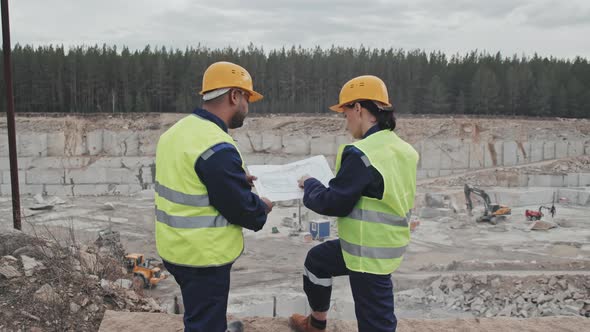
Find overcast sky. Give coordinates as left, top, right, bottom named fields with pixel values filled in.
left=9, top=0, right=590, bottom=59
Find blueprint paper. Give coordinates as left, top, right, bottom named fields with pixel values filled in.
left=247, top=155, right=335, bottom=202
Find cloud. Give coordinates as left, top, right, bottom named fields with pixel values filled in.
left=7, top=0, right=590, bottom=58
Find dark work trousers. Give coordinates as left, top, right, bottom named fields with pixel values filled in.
left=303, top=239, right=397, bottom=332
left=164, top=260, right=232, bottom=332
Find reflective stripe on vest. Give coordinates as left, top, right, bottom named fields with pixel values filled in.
left=155, top=182, right=210, bottom=206
left=155, top=209, right=228, bottom=229
left=340, top=238, right=407, bottom=259
left=348, top=208, right=410, bottom=228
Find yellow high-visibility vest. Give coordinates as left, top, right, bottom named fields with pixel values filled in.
left=155, top=114, right=244, bottom=267
left=336, top=129, right=419, bottom=274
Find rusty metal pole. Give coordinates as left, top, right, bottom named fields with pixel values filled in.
left=1, top=0, right=22, bottom=230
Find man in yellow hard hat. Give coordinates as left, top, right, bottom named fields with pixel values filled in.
left=289, top=75, right=419, bottom=332
left=154, top=61, right=272, bottom=332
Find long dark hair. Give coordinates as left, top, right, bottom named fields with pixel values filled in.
left=358, top=100, right=396, bottom=131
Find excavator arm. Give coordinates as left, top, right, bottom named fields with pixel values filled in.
left=464, top=184, right=492, bottom=216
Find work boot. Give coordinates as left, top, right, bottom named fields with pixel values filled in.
left=288, top=314, right=325, bottom=332
left=226, top=320, right=243, bottom=332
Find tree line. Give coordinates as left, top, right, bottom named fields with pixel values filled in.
left=0, top=44, right=588, bottom=118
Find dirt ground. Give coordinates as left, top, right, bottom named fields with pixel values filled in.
left=1, top=188, right=589, bottom=322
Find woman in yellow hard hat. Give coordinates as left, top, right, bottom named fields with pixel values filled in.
left=290, top=76, right=419, bottom=332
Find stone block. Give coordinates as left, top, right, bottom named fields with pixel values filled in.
left=516, top=142, right=530, bottom=164
left=282, top=135, right=310, bottom=155
left=417, top=170, right=428, bottom=180
left=585, top=141, right=590, bottom=155
left=105, top=168, right=141, bottom=184
left=43, top=185, right=74, bottom=197
left=87, top=130, right=103, bottom=156
left=66, top=168, right=108, bottom=184
left=543, top=141, right=555, bottom=160
left=469, top=143, right=484, bottom=169
left=46, top=133, right=66, bottom=156
left=141, top=167, right=155, bottom=185
left=484, top=141, right=502, bottom=168
left=527, top=174, right=566, bottom=187
left=310, top=135, right=338, bottom=156
left=103, top=131, right=139, bottom=156
left=421, top=141, right=441, bottom=170
left=17, top=133, right=48, bottom=157
left=325, top=156, right=336, bottom=170
left=264, top=155, right=303, bottom=165
left=555, top=141, right=568, bottom=159
left=440, top=170, right=452, bottom=176
left=530, top=141, right=544, bottom=162
left=427, top=169, right=440, bottom=178
left=1, top=184, right=43, bottom=196
left=444, top=140, right=469, bottom=169
left=452, top=169, right=468, bottom=175
left=31, top=157, right=91, bottom=169
left=63, top=132, right=87, bottom=156
left=503, top=141, right=518, bottom=166
left=335, top=135, right=352, bottom=148
left=261, top=133, right=283, bottom=153
left=567, top=173, right=580, bottom=187
left=242, top=153, right=270, bottom=166
left=2, top=170, right=25, bottom=185
left=232, top=133, right=254, bottom=154
left=106, top=184, right=144, bottom=195
left=25, top=169, right=65, bottom=185
left=0, top=157, right=33, bottom=171
left=89, top=157, right=155, bottom=169
left=557, top=189, right=590, bottom=206
left=567, top=141, right=584, bottom=157
left=0, top=138, right=8, bottom=157
left=490, top=189, right=554, bottom=207
left=138, top=131, right=159, bottom=156
left=579, top=173, right=590, bottom=186
left=550, top=175, right=567, bottom=187
left=579, top=191, right=590, bottom=205
left=244, top=132, right=263, bottom=152
left=72, top=184, right=111, bottom=196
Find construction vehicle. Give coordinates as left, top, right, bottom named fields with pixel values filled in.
left=525, top=205, right=556, bottom=221
left=125, top=253, right=166, bottom=289
left=464, top=184, right=512, bottom=225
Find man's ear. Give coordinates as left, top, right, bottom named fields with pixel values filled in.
left=228, top=89, right=239, bottom=106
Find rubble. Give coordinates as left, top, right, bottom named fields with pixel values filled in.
left=0, top=230, right=164, bottom=331
left=406, top=274, right=590, bottom=318
left=0, top=265, right=21, bottom=279
left=20, top=255, right=45, bottom=277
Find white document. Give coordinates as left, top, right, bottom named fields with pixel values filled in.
left=247, top=155, right=335, bottom=202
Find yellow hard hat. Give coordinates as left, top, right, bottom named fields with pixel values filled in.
left=199, top=61, right=263, bottom=103
left=329, top=75, right=392, bottom=112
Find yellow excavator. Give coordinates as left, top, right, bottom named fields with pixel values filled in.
left=125, top=254, right=166, bottom=289
left=464, top=184, right=511, bottom=225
